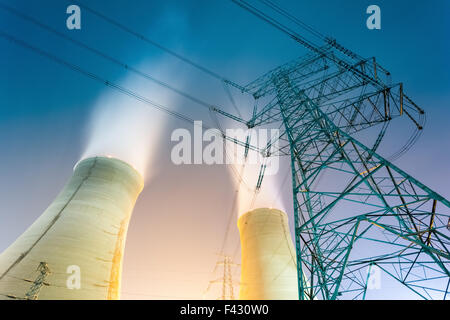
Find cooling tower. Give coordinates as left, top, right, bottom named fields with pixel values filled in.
left=0, top=156, right=143, bottom=300
left=238, top=208, right=298, bottom=300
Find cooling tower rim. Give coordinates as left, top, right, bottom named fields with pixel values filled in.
left=74, top=155, right=144, bottom=188
left=238, top=207, right=288, bottom=225
left=241, top=207, right=287, bottom=215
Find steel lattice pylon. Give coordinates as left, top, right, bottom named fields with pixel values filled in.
left=241, top=47, right=450, bottom=300
left=204, top=255, right=239, bottom=300
left=25, top=262, right=51, bottom=300
left=225, top=0, right=450, bottom=300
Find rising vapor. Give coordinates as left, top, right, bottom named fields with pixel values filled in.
left=225, top=129, right=288, bottom=217
left=80, top=60, right=178, bottom=180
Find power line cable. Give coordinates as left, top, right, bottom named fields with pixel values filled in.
left=256, top=0, right=326, bottom=40
left=230, top=0, right=392, bottom=92
left=0, top=29, right=262, bottom=154
left=69, top=0, right=248, bottom=93
left=232, top=0, right=425, bottom=162
left=0, top=2, right=245, bottom=125
left=256, top=0, right=365, bottom=62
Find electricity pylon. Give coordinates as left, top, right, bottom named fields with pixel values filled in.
left=229, top=0, right=450, bottom=300
left=204, top=255, right=239, bottom=300
left=25, top=262, right=51, bottom=300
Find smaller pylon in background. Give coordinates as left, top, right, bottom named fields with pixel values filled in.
left=204, top=255, right=239, bottom=300
left=25, top=262, right=51, bottom=300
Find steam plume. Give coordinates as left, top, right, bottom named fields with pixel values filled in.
left=80, top=62, right=175, bottom=180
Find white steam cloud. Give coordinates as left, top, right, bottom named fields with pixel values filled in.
left=80, top=60, right=177, bottom=181
left=225, top=130, right=288, bottom=217
left=235, top=161, right=286, bottom=216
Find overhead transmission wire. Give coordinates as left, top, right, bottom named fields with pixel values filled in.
left=66, top=0, right=250, bottom=122
left=233, top=0, right=425, bottom=161
left=0, top=29, right=265, bottom=155
left=230, top=0, right=324, bottom=56
left=0, top=2, right=269, bottom=154
left=203, top=110, right=248, bottom=298
left=0, top=30, right=191, bottom=124
left=0, top=2, right=246, bottom=126
left=208, top=109, right=252, bottom=192
left=68, top=0, right=248, bottom=93
left=210, top=110, right=242, bottom=254
left=256, top=0, right=326, bottom=41
left=256, top=0, right=366, bottom=62
left=231, top=0, right=402, bottom=94
left=222, top=81, right=244, bottom=120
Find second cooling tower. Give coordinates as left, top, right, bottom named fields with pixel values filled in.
left=238, top=208, right=298, bottom=300
left=0, top=156, right=143, bottom=300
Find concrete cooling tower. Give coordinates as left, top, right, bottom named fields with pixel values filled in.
left=0, top=156, right=143, bottom=300
left=238, top=208, right=299, bottom=300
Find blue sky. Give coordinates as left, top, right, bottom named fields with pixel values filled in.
left=0, top=0, right=449, bottom=299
